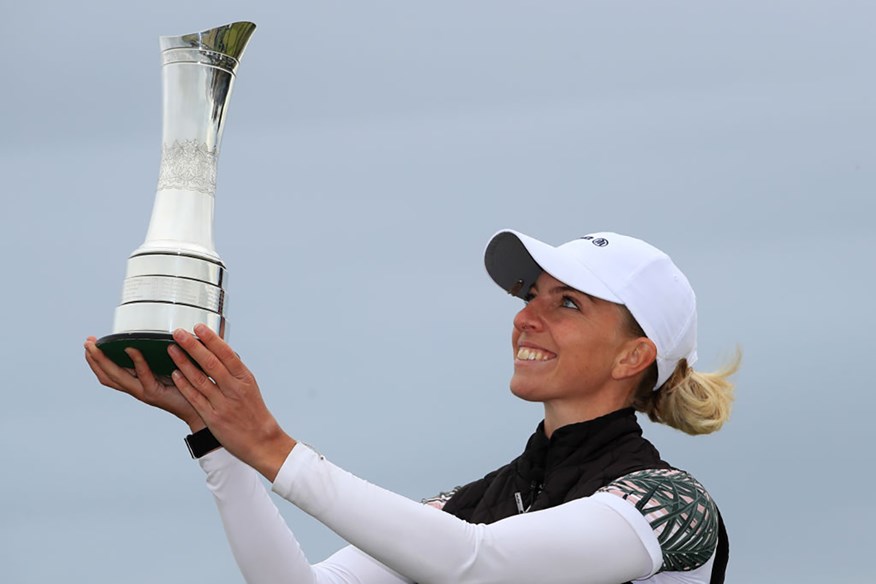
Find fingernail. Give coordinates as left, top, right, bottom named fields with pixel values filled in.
left=194, top=323, right=208, bottom=335
left=171, top=370, right=181, bottom=379
left=167, top=344, right=179, bottom=356
left=172, top=328, right=186, bottom=341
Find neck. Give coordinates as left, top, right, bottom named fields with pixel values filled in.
left=542, top=392, right=633, bottom=438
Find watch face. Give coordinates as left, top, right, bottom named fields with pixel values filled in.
left=185, top=428, right=221, bottom=458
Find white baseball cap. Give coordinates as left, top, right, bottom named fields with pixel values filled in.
left=484, top=229, right=698, bottom=389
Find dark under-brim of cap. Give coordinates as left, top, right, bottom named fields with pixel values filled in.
left=484, top=231, right=544, bottom=299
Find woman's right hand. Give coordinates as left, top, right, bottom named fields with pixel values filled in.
left=84, top=336, right=205, bottom=432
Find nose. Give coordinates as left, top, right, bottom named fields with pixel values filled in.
left=513, top=299, right=543, bottom=333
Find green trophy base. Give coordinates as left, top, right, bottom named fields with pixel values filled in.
left=96, top=332, right=179, bottom=377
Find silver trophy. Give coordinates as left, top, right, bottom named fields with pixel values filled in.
left=97, top=21, right=256, bottom=375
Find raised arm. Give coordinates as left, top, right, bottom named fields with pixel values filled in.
left=270, top=444, right=657, bottom=584
left=167, top=326, right=659, bottom=584
left=200, top=448, right=411, bottom=584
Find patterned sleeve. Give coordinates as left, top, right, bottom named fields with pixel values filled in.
left=420, top=487, right=461, bottom=510
left=596, top=469, right=718, bottom=572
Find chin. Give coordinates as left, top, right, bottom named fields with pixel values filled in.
left=509, top=378, right=546, bottom=403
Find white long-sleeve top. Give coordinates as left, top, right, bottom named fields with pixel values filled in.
left=200, top=445, right=717, bottom=584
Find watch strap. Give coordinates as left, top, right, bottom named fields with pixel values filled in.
left=184, top=427, right=222, bottom=459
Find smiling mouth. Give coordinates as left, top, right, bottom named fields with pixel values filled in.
left=516, top=347, right=556, bottom=361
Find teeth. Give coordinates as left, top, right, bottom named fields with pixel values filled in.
left=517, top=347, right=554, bottom=361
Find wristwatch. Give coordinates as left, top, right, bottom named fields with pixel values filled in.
left=184, top=427, right=222, bottom=459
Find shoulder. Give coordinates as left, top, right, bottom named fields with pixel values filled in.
left=596, top=468, right=719, bottom=573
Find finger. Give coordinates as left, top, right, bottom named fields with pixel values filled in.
left=192, top=323, right=250, bottom=380
left=84, top=346, right=121, bottom=389
left=171, top=369, right=215, bottom=420
left=125, top=347, right=161, bottom=392
left=167, top=343, right=224, bottom=404
left=84, top=340, right=139, bottom=392
left=171, top=328, right=232, bottom=386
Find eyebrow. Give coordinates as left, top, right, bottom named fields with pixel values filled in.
left=530, top=284, right=595, bottom=301
left=552, top=285, right=595, bottom=301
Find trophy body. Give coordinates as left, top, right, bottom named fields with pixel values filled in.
left=97, top=22, right=256, bottom=375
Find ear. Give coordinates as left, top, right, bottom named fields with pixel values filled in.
left=612, top=338, right=657, bottom=381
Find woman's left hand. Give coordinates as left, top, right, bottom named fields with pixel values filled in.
left=167, top=324, right=296, bottom=481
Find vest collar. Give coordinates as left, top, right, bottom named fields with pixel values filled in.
left=520, top=407, right=644, bottom=485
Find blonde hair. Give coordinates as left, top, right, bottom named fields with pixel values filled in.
left=619, top=306, right=739, bottom=435
left=633, top=356, right=739, bottom=435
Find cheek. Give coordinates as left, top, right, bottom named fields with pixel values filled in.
left=560, top=335, right=610, bottom=375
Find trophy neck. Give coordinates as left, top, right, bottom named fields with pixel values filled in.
left=140, top=22, right=256, bottom=260
left=156, top=22, right=256, bottom=198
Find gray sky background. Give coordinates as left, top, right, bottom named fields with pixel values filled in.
left=1, top=1, right=873, bottom=582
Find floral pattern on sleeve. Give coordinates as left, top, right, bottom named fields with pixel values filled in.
left=598, top=469, right=718, bottom=572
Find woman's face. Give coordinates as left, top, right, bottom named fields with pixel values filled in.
left=510, top=271, right=633, bottom=406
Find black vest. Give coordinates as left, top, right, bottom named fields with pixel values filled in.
left=441, top=408, right=729, bottom=583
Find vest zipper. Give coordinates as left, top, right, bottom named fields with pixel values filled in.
left=514, top=480, right=543, bottom=514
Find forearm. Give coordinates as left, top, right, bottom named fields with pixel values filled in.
left=201, top=448, right=317, bottom=584
left=273, top=445, right=657, bottom=584
left=200, top=449, right=412, bottom=584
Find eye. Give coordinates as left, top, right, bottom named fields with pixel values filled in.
left=523, top=292, right=535, bottom=304
left=561, top=296, right=580, bottom=310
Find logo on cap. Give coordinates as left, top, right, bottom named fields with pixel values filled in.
left=580, top=235, right=609, bottom=247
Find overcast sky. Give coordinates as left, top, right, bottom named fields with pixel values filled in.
left=1, top=1, right=874, bottom=583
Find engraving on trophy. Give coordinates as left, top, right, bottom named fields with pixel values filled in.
left=122, top=276, right=225, bottom=313
left=157, top=139, right=218, bottom=195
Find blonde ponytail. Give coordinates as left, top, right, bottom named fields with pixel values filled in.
left=618, top=304, right=740, bottom=435
left=633, top=352, right=740, bottom=435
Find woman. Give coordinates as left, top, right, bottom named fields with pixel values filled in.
left=85, top=229, right=737, bottom=584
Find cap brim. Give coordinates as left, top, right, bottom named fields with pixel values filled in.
left=484, top=230, right=621, bottom=303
